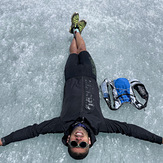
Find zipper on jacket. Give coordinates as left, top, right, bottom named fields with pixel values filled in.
left=81, top=76, right=84, bottom=115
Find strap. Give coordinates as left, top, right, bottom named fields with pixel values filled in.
left=100, top=79, right=120, bottom=110
left=116, top=93, right=134, bottom=99
left=130, top=80, right=149, bottom=110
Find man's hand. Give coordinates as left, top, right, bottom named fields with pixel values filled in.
left=0, top=139, right=2, bottom=146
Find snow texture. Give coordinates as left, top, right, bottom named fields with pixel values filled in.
left=0, top=0, right=163, bottom=162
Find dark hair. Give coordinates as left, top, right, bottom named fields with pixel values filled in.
left=68, top=146, right=89, bottom=160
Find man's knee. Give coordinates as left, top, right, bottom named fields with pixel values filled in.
left=77, top=44, right=86, bottom=54
left=70, top=47, right=78, bottom=54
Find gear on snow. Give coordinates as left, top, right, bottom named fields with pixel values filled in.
left=101, top=78, right=149, bottom=110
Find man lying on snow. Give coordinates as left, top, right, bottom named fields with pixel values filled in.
left=1, top=13, right=162, bottom=160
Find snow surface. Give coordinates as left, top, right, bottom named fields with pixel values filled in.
left=0, top=0, right=163, bottom=162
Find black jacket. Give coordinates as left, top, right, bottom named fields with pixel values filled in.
left=1, top=76, right=162, bottom=146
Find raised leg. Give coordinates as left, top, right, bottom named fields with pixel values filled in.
left=70, top=38, right=78, bottom=54
left=75, top=32, right=86, bottom=54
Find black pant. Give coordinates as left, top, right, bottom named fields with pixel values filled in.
left=64, top=51, right=96, bottom=81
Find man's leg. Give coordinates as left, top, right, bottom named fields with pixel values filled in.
left=69, top=31, right=86, bottom=54
left=69, top=38, right=78, bottom=54
left=72, top=30, right=97, bottom=80
left=75, top=32, right=86, bottom=54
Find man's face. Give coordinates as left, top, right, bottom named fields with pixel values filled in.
left=67, top=126, right=91, bottom=153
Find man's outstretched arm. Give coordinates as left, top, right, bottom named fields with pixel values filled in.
left=0, top=117, right=63, bottom=146
left=103, top=118, right=163, bottom=145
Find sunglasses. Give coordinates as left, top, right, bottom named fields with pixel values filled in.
left=69, top=141, right=89, bottom=148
